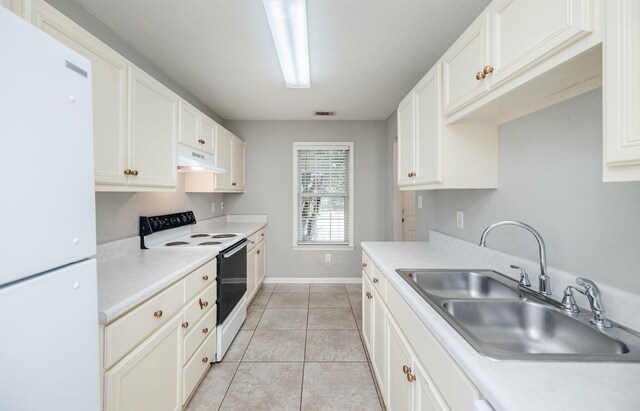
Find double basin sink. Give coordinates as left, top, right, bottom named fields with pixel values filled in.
left=396, top=269, right=640, bottom=362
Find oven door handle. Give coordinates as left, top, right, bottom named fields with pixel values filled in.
left=222, top=241, right=247, bottom=258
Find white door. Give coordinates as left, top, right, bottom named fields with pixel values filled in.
left=414, top=64, right=443, bottom=185
left=215, top=127, right=234, bottom=189
left=362, top=276, right=373, bottom=353
left=402, top=191, right=416, bottom=241
left=232, top=137, right=246, bottom=190
left=200, top=115, right=217, bottom=155
left=372, top=288, right=387, bottom=399
left=179, top=101, right=200, bottom=150
left=0, top=9, right=96, bottom=284
left=0, top=260, right=100, bottom=411
left=256, top=242, right=266, bottom=283
left=386, top=318, right=413, bottom=411
left=247, top=248, right=257, bottom=299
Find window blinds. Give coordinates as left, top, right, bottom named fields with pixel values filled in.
left=296, top=146, right=350, bottom=245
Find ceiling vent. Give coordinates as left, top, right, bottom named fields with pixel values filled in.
left=314, top=111, right=336, bottom=117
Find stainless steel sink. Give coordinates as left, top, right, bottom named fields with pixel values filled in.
left=397, top=268, right=640, bottom=362
left=442, top=300, right=629, bottom=359
left=399, top=269, right=520, bottom=299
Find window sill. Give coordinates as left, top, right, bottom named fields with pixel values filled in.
left=292, top=245, right=355, bottom=251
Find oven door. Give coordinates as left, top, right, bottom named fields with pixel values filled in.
left=216, top=239, right=247, bottom=325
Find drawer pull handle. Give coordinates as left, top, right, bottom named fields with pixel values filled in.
left=182, top=321, right=189, bottom=328
left=362, top=263, right=367, bottom=268
left=402, top=365, right=409, bottom=375
left=202, top=327, right=209, bottom=334
left=261, top=233, right=264, bottom=237
left=123, top=169, right=132, bottom=175
left=199, top=298, right=209, bottom=309
left=153, top=310, right=163, bottom=318
left=372, top=278, right=379, bottom=283
left=251, top=241, right=255, bottom=244
left=202, top=275, right=209, bottom=281
left=483, top=65, right=494, bottom=75
left=257, top=250, right=260, bottom=254
left=476, top=71, right=486, bottom=80
left=407, top=372, right=416, bottom=383
left=202, top=357, right=209, bottom=363
left=131, top=169, right=139, bottom=176
left=232, top=182, right=237, bottom=186
left=366, top=292, right=372, bottom=300
left=198, top=139, right=206, bottom=144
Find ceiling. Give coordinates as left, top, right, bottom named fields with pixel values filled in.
left=74, top=0, right=491, bottom=121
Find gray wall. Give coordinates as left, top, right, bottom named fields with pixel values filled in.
left=224, top=121, right=386, bottom=279
left=96, top=174, right=224, bottom=244
left=45, top=0, right=224, bottom=123
left=416, top=89, right=640, bottom=295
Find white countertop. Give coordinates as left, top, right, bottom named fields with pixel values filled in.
left=361, top=236, right=640, bottom=411
left=97, top=218, right=266, bottom=324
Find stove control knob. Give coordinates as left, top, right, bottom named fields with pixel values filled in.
left=182, top=215, right=187, bottom=222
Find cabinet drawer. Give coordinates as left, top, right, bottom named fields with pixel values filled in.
left=370, top=265, right=387, bottom=300
left=386, top=284, right=481, bottom=411
left=104, top=280, right=184, bottom=369
left=362, top=253, right=372, bottom=278
left=247, top=228, right=266, bottom=252
left=184, top=283, right=216, bottom=328
left=184, top=259, right=216, bottom=302
left=183, top=329, right=216, bottom=403
left=184, top=305, right=216, bottom=364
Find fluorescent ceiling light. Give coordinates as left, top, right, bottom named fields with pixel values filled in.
left=263, top=0, right=310, bottom=88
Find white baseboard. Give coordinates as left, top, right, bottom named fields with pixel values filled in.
left=263, top=277, right=362, bottom=284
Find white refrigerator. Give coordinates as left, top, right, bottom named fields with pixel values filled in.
left=0, top=7, right=100, bottom=411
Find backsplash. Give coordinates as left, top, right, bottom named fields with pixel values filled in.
left=95, top=173, right=225, bottom=244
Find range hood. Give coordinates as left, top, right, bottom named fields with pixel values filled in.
left=177, top=144, right=225, bottom=174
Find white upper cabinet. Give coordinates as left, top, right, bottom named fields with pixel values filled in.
left=414, top=65, right=443, bottom=185
left=179, top=101, right=217, bottom=155
left=489, top=0, right=594, bottom=87
left=442, top=14, right=490, bottom=115
left=603, top=0, right=640, bottom=182
left=214, top=127, right=234, bottom=190
left=128, top=65, right=178, bottom=189
left=398, top=63, right=497, bottom=190
left=397, top=94, right=415, bottom=187
left=28, top=0, right=129, bottom=187
left=231, top=135, right=246, bottom=191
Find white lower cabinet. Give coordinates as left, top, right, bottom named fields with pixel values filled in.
left=362, top=252, right=483, bottom=411
left=101, top=259, right=217, bottom=410
left=245, top=227, right=267, bottom=304
left=104, top=314, right=183, bottom=411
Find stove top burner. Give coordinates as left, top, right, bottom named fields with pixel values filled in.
left=198, top=241, right=222, bottom=246
left=190, top=234, right=210, bottom=238
left=165, top=241, right=190, bottom=246
left=211, top=234, right=237, bottom=239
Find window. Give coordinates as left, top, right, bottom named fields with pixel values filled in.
left=293, top=142, right=354, bottom=248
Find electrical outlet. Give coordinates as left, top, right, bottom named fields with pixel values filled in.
left=417, top=195, right=423, bottom=209
left=325, top=253, right=331, bottom=263
left=456, top=210, right=464, bottom=229
left=221, top=201, right=224, bottom=211
left=211, top=203, right=216, bottom=213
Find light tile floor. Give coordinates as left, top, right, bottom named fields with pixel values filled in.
left=186, top=283, right=384, bottom=411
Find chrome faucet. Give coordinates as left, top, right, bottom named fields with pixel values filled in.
left=479, top=221, right=551, bottom=296
left=561, top=277, right=612, bottom=328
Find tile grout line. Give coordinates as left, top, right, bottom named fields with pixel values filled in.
left=299, top=285, right=311, bottom=410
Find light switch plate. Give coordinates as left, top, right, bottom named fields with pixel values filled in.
left=456, top=210, right=464, bottom=229
left=325, top=253, right=331, bottom=263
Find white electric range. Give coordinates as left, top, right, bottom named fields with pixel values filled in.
left=139, top=211, right=248, bottom=362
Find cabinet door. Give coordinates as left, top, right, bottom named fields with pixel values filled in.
left=246, top=248, right=257, bottom=300
left=412, top=360, right=445, bottom=411
left=200, top=115, right=216, bottom=155
left=214, top=127, right=233, bottom=190
left=1, top=0, right=22, bottom=15
left=362, top=275, right=373, bottom=353
left=604, top=0, right=640, bottom=180
left=178, top=101, right=200, bottom=150
left=490, top=0, right=593, bottom=87
left=414, top=64, right=443, bottom=185
left=128, top=66, right=178, bottom=188
left=442, top=14, right=490, bottom=115
left=386, top=318, right=413, bottom=411
left=256, top=241, right=266, bottom=284
left=232, top=136, right=246, bottom=191
left=104, top=315, right=183, bottom=411
left=397, top=94, right=415, bottom=187
left=29, top=0, right=128, bottom=187
left=371, top=288, right=386, bottom=398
